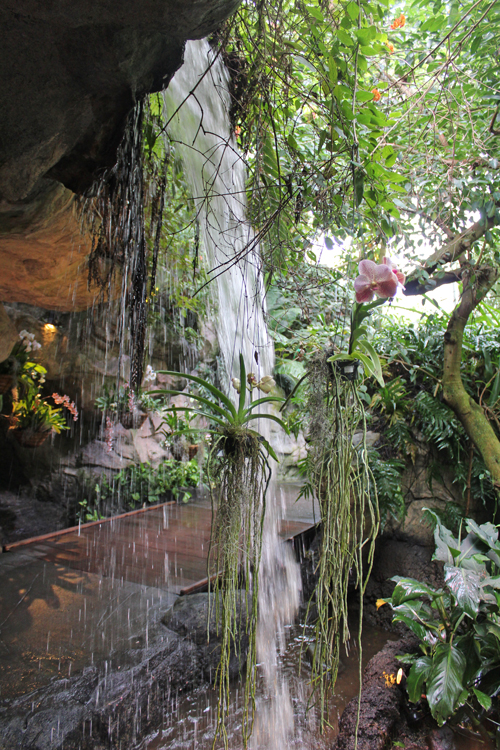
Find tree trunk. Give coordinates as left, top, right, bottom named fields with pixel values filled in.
left=441, top=266, right=500, bottom=488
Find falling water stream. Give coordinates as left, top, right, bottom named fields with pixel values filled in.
left=164, top=40, right=301, bottom=749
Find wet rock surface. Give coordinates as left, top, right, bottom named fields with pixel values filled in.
left=333, top=635, right=420, bottom=750
left=162, top=591, right=251, bottom=682
left=0, top=0, right=240, bottom=310
left=0, top=625, right=204, bottom=750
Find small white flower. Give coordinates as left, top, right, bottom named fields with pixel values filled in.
left=32, top=341, right=42, bottom=351
left=231, top=377, right=241, bottom=393
left=143, top=365, right=156, bottom=384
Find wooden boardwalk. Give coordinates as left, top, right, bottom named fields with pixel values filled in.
left=0, top=493, right=317, bottom=700
left=4, top=500, right=316, bottom=596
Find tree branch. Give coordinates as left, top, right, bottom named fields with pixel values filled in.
left=441, top=265, right=500, bottom=488
left=403, top=206, right=455, bottom=240
left=404, top=268, right=462, bottom=296
left=404, top=212, right=497, bottom=295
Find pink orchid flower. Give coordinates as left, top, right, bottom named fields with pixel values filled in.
left=354, top=259, right=399, bottom=303
left=382, top=256, right=405, bottom=287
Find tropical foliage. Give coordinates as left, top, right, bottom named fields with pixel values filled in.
left=382, top=511, right=500, bottom=728
left=77, top=458, right=202, bottom=522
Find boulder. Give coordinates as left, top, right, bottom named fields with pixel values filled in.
left=0, top=626, right=203, bottom=750
left=162, top=591, right=252, bottom=682
left=0, top=0, right=240, bottom=310
left=0, top=304, right=17, bottom=362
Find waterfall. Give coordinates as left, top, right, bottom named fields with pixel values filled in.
left=164, top=40, right=301, bottom=748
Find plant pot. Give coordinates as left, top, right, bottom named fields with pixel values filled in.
left=188, top=444, right=199, bottom=460
left=0, top=375, right=12, bottom=393
left=10, top=428, right=50, bottom=447
left=331, top=358, right=361, bottom=382
left=119, top=411, right=148, bottom=430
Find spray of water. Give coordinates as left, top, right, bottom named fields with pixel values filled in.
left=164, top=40, right=301, bottom=748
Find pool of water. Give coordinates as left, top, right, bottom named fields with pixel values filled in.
left=142, top=621, right=396, bottom=750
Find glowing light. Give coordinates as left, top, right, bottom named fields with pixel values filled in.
left=43, top=324, right=57, bottom=332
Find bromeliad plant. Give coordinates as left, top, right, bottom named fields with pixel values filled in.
left=381, top=511, right=500, bottom=729
left=155, top=354, right=287, bottom=744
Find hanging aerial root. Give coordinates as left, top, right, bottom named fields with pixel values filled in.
left=206, top=428, right=270, bottom=749
left=305, top=352, right=379, bottom=731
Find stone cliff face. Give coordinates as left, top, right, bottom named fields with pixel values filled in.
left=0, top=0, right=239, bottom=311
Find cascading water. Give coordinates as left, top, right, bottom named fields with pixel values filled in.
left=164, top=40, right=301, bottom=748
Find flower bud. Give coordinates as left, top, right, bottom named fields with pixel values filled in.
left=231, top=377, right=241, bottom=393
left=257, top=375, right=275, bottom=394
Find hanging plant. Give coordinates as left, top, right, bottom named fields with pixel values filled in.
left=155, top=354, right=287, bottom=745
left=305, top=353, right=378, bottom=725
left=302, top=258, right=406, bottom=727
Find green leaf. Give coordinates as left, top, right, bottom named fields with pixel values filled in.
left=159, top=392, right=231, bottom=422
left=391, top=612, right=428, bottom=640
left=354, top=169, right=364, bottom=206
left=154, top=371, right=237, bottom=419
left=356, top=338, right=384, bottom=386
left=466, top=519, right=499, bottom=550
left=426, top=642, right=466, bottom=725
left=390, top=576, right=440, bottom=605
left=346, top=1, right=359, bottom=20
left=238, top=353, right=247, bottom=418
left=444, top=565, right=481, bottom=618
left=337, top=28, right=353, bottom=46
left=472, top=688, right=492, bottom=711
left=407, top=656, right=433, bottom=703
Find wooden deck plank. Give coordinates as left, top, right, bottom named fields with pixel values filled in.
left=5, top=500, right=317, bottom=597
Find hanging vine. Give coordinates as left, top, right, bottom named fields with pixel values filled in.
left=81, top=98, right=169, bottom=391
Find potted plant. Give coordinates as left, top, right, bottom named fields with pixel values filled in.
left=95, top=382, right=161, bottom=430
left=0, top=330, right=44, bottom=393
left=9, top=381, right=78, bottom=447
left=154, top=354, right=287, bottom=737
left=158, top=409, right=200, bottom=460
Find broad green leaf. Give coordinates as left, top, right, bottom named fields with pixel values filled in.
left=426, top=510, right=460, bottom=564
left=466, top=519, right=499, bottom=550
left=346, top=1, right=359, bottom=20
left=390, top=576, right=440, bottom=605
left=407, top=656, right=432, bottom=703
left=472, top=688, right=492, bottom=711
left=426, top=643, right=466, bottom=725
left=444, top=564, right=481, bottom=618
left=392, top=612, right=428, bottom=640
left=455, top=632, right=481, bottom=685
left=337, top=28, right=353, bottom=46
left=356, top=339, right=384, bottom=386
